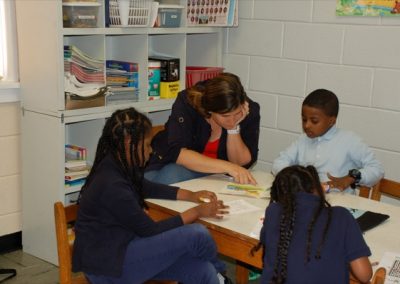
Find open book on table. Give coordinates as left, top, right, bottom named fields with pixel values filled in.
left=220, top=170, right=274, bottom=199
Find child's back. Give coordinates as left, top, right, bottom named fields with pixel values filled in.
left=262, top=193, right=369, bottom=283
left=260, top=165, right=372, bottom=284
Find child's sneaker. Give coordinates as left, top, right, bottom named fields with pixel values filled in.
left=248, top=269, right=262, bottom=281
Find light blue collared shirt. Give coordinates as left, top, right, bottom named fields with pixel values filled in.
left=272, top=126, right=384, bottom=189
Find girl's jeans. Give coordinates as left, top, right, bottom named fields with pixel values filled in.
left=86, top=224, right=225, bottom=284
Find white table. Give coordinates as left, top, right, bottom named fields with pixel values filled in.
left=147, top=173, right=400, bottom=284
left=327, top=192, right=400, bottom=264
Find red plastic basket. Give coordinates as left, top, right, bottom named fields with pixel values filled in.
left=185, top=66, right=224, bottom=88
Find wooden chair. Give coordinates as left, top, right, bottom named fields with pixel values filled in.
left=54, top=202, right=89, bottom=284
left=54, top=202, right=176, bottom=284
left=359, top=178, right=400, bottom=201
left=358, top=185, right=372, bottom=199
left=350, top=267, right=386, bottom=284
left=370, top=178, right=400, bottom=201
left=371, top=267, right=386, bottom=284
left=151, top=125, right=165, bottom=138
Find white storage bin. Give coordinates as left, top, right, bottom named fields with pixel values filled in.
left=109, top=0, right=153, bottom=27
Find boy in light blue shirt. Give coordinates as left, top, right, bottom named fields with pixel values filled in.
left=272, top=89, right=384, bottom=192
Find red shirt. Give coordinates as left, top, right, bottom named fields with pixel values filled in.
left=203, top=139, right=220, bottom=159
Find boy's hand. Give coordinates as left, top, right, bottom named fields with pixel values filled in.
left=326, top=173, right=356, bottom=191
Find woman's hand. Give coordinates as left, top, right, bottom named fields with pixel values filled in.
left=235, top=101, right=250, bottom=126
left=195, top=200, right=229, bottom=219
left=226, top=163, right=257, bottom=185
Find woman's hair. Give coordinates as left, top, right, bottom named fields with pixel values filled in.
left=303, top=89, right=339, bottom=117
left=79, top=108, right=152, bottom=208
left=186, top=72, right=247, bottom=118
left=269, top=165, right=332, bottom=284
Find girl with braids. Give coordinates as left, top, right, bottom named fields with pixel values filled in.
left=145, top=72, right=260, bottom=185
left=259, top=165, right=372, bottom=284
left=72, top=108, right=232, bottom=284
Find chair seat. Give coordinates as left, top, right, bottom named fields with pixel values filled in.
left=71, top=274, right=89, bottom=284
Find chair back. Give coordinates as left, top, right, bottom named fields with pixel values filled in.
left=371, top=267, right=386, bottom=284
left=370, top=178, right=400, bottom=201
left=151, top=125, right=165, bottom=138
left=54, top=202, right=89, bottom=284
left=54, top=201, right=176, bottom=284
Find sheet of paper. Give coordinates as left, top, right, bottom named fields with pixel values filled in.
left=249, top=216, right=264, bottom=239
left=224, top=199, right=261, bottom=215
left=377, top=252, right=400, bottom=284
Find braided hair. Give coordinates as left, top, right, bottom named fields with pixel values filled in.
left=269, top=165, right=332, bottom=284
left=79, top=107, right=152, bottom=209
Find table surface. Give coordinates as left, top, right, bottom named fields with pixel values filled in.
left=147, top=172, right=400, bottom=264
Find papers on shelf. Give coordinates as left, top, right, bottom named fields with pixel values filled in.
left=376, top=252, right=400, bottom=284
left=220, top=171, right=274, bottom=199
left=224, top=199, right=261, bottom=215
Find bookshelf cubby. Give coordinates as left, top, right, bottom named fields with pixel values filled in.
left=16, top=0, right=227, bottom=264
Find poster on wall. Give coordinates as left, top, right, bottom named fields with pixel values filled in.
left=187, top=0, right=238, bottom=27
left=336, top=0, right=400, bottom=16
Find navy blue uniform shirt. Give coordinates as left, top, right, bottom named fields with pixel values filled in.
left=146, top=88, right=260, bottom=172
left=72, top=154, right=183, bottom=277
left=260, top=192, right=371, bottom=284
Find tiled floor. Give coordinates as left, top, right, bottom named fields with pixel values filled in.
left=0, top=250, right=261, bottom=284
left=0, top=250, right=58, bottom=284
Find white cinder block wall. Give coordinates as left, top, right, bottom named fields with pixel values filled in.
left=223, top=0, right=400, bottom=205
left=0, top=100, right=21, bottom=236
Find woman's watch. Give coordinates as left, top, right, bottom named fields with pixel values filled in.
left=348, top=169, right=361, bottom=189
left=227, top=125, right=240, bottom=135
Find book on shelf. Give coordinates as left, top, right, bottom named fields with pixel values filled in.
left=106, top=60, right=139, bottom=72
left=65, top=144, right=87, bottom=160
left=65, top=178, right=86, bottom=188
left=65, top=169, right=90, bottom=181
left=65, top=160, right=88, bottom=171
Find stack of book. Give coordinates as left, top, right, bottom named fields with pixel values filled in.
left=65, top=144, right=90, bottom=188
left=64, top=45, right=106, bottom=98
left=106, top=60, right=139, bottom=104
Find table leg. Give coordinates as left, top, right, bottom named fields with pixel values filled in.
left=235, top=262, right=250, bottom=284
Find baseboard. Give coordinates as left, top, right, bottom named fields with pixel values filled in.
left=0, top=231, right=22, bottom=254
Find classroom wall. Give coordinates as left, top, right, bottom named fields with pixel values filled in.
left=223, top=0, right=400, bottom=205
left=0, top=99, right=21, bottom=237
